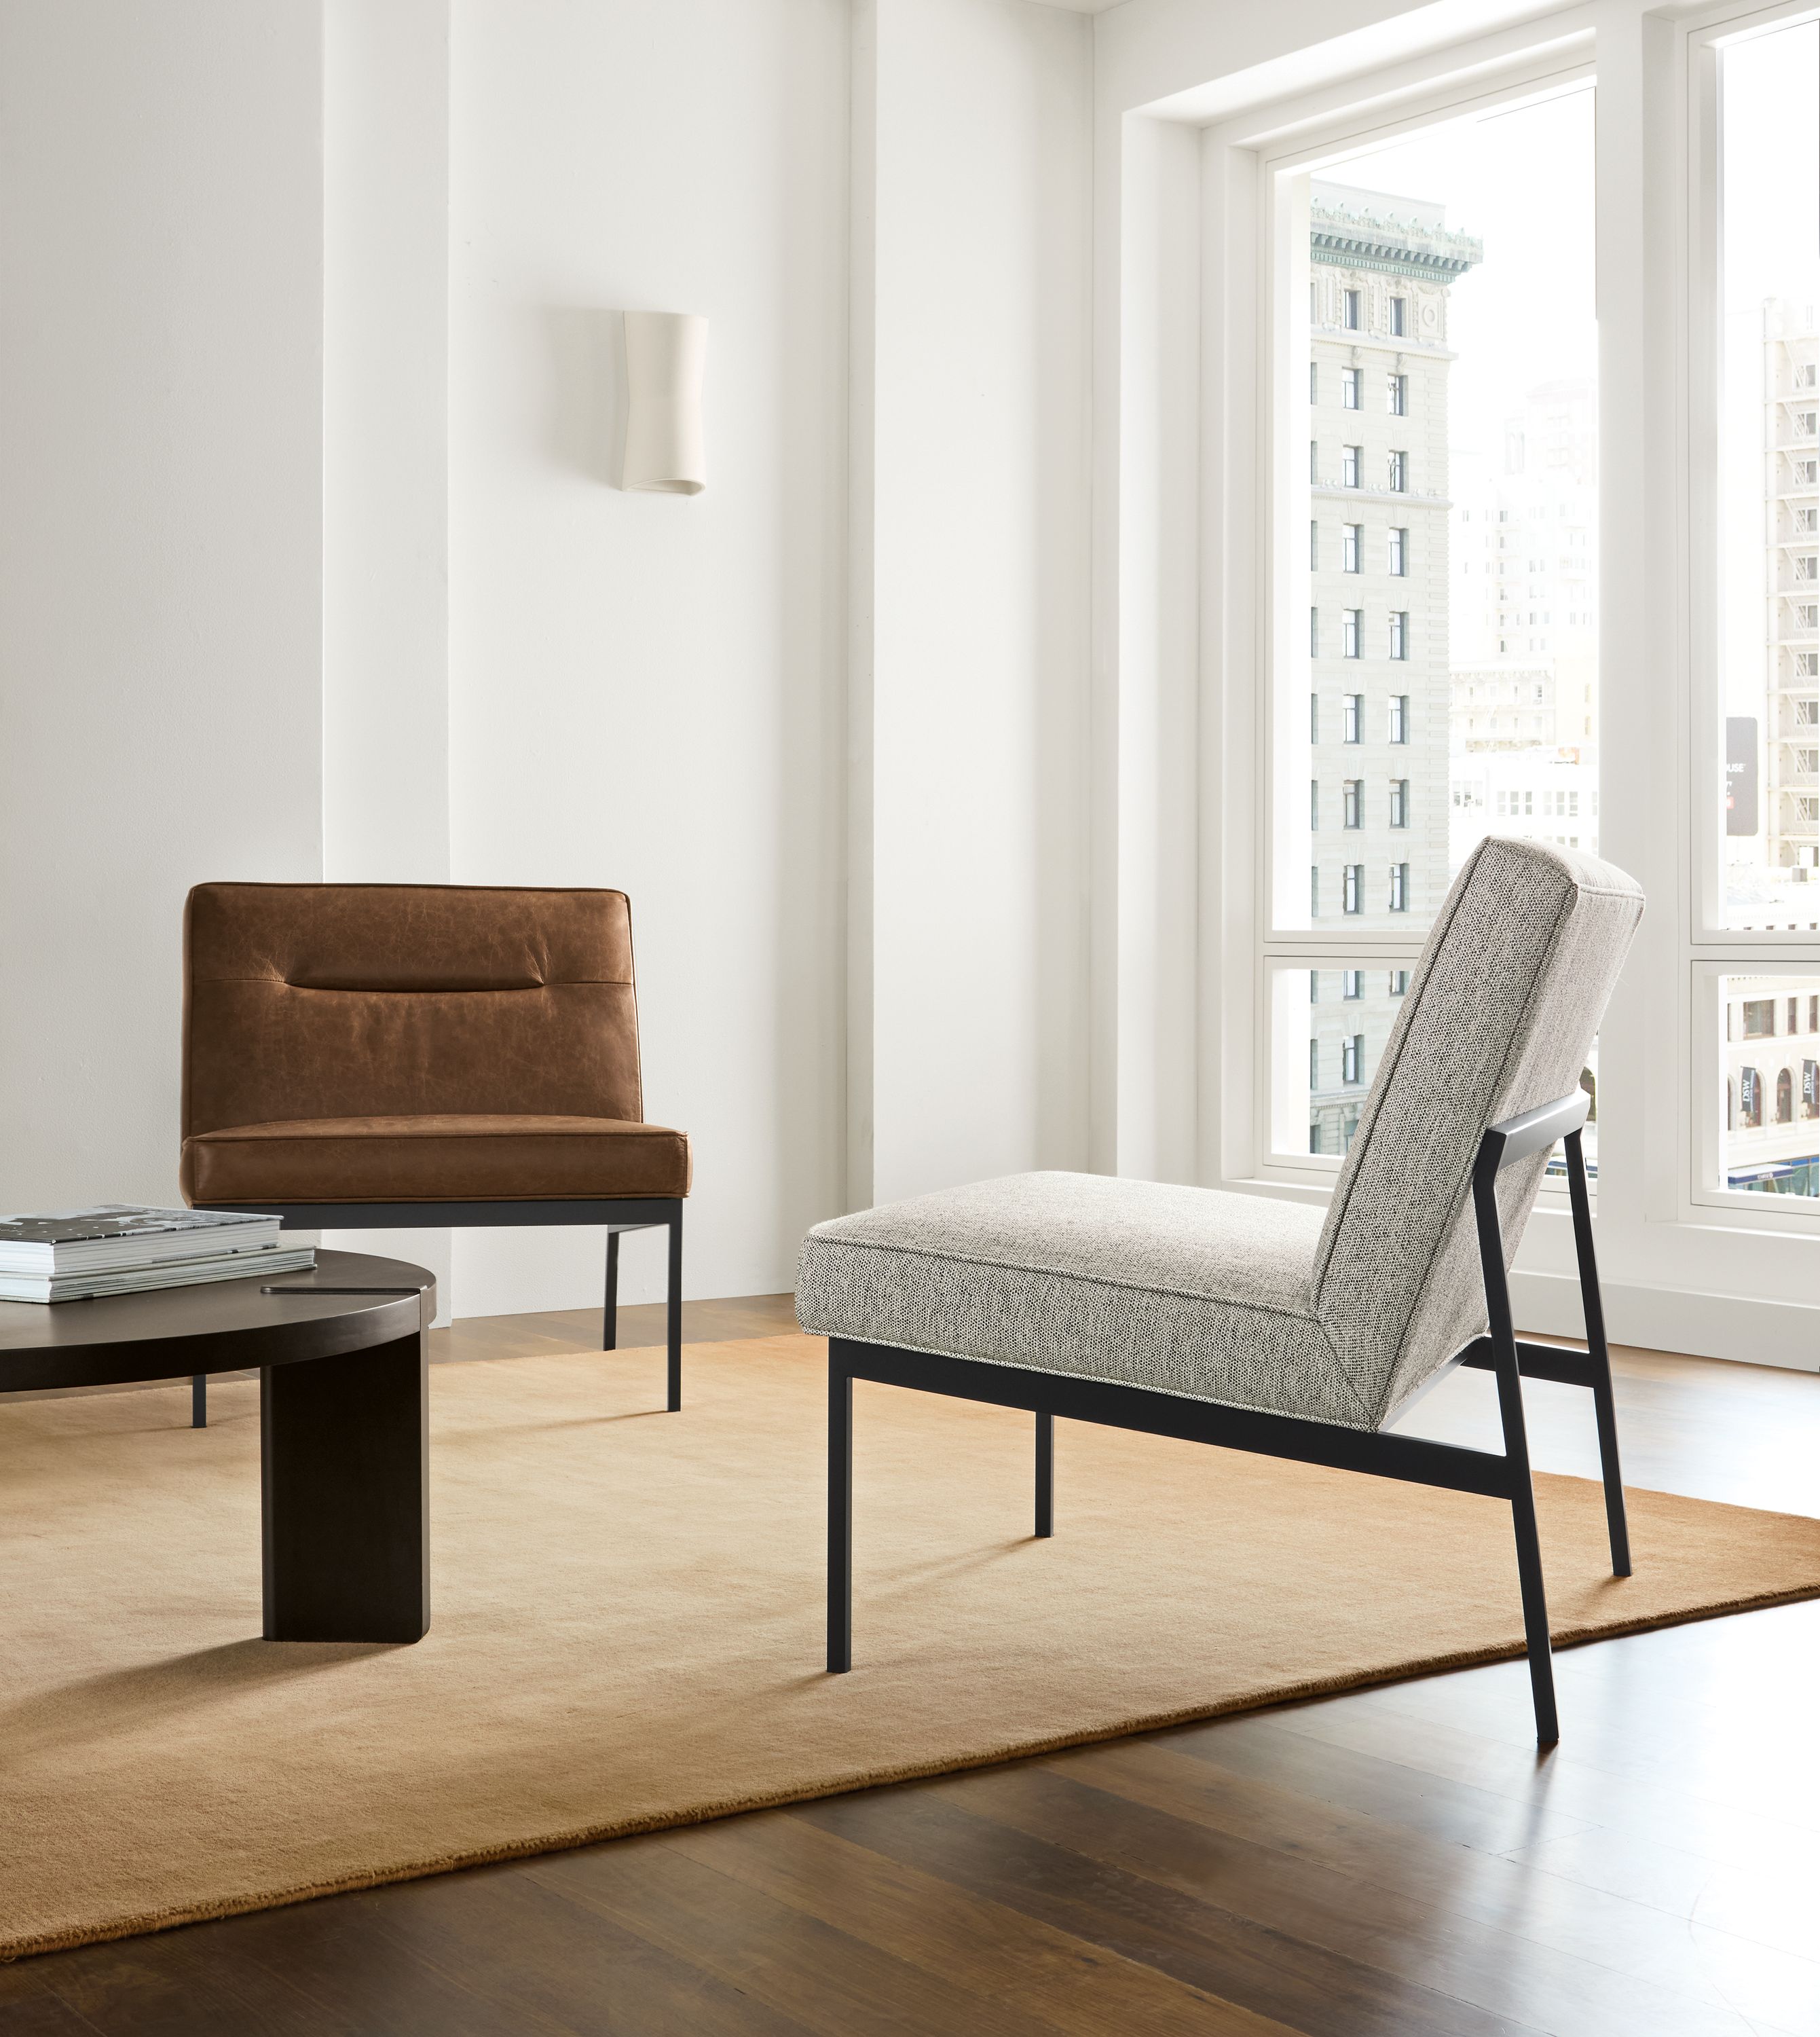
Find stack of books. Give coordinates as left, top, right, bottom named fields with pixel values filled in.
left=0, top=1206, right=315, bottom=1304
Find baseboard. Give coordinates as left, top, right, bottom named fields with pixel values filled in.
left=1511, top=1270, right=1820, bottom=1373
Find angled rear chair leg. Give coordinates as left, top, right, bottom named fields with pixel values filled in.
left=1035, top=1412, right=1054, bottom=1537
left=603, top=1230, right=620, bottom=1352
left=1473, top=1147, right=1560, bottom=1746
left=828, top=1344, right=853, bottom=1672
left=666, top=1205, right=684, bottom=1412
left=191, top=1374, right=206, bottom=1429
left=1565, top=1127, right=1630, bottom=1576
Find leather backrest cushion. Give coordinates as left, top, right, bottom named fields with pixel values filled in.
left=183, top=885, right=642, bottom=1135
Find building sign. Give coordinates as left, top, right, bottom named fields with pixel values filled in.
left=1806, top=1060, right=1819, bottom=1116
left=1726, top=717, right=1758, bottom=835
left=1741, top=1065, right=1762, bottom=1126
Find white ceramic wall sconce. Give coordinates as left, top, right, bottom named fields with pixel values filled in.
left=622, top=310, right=707, bottom=494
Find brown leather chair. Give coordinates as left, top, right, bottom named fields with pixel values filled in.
left=180, top=883, right=689, bottom=1426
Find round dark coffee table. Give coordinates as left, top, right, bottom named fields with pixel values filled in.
left=0, top=1249, right=435, bottom=1643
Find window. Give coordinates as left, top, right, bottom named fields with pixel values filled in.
left=1342, top=1033, right=1366, bottom=1084
left=1341, top=445, right=1361, bottom=488
left=1342, top=693, right=1363, bottom=743
left=1389, top=862, right=1410, bottom=912
left=1718, top=978, right=1820, bottom=1197
left=1310, top=439, right=1320, bottom=482
left=1388, top=372, right=1408, bottom=416
left=1343, top=610, right=1362, bottom=658
left=1389, top=695, right=1410, bottom=744
left=1343, top=864, right=1364, bottom=913
left=1310, top=520, right=1319, bottom=570
left=1310, top=778, right=1320, bottom=828
left=1743, top=999, right=1775, bottom=1038
left=1343, top=288, right=1361, bottom=329
left=1388, top=970, right=1410, bottom=996
left=1388, top=611, right=1409, bottom=659
left=1388, top=450, right=1408, bottom=491
left=1310, top=606, right=1320, bottom=656
left=1777, top=1068, right=1794, bottom=1122
left=1388, top=527, right=1407, bottom=576
left=1389, top=295, right=1407, bottom=337
left=1343, top=779, right=1363, bottom=828
left=1310, top=866, right=1320, bottom=917
left=1341, top=366, right=1360, bottom=408
left=1343, top=523, right=1362, bottom=572
left=1310, top=692, right=1319, bottom=741
left=1342, top=969, right=1364, bottom=999
left=1310, top=1040, right=1320, bottom=1089
left=1310, top=361, right=1318, bottom=403
left=1390, top=779, right=1410, bottom=828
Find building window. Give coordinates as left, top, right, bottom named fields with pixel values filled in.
left=1343, top=288, right=1361, bottom=329
left=1343, top=523, right=1362, bottom=573
left=1343, top=779, right=1363, bottom=828
left=1310, top=439, right=1320, bottom=482
left=1341, top=1033, right=1365, bottom=1084
left=1310, top=520, right=1319, bottom=570
left=1388, top=372, right=1408, bottom=416
left=1310, top=606, right=1320, bottom=657
left=1342, top=610, right=1362, bottom=657
left=1811, top=995, right=1819, bottom=1031
left=1388, top=611, right=1409, bottom=659
left=1388, top=970, right=1409, bottom=996
left=1310, top=1122, right=1323, bottom=1153
left=1343, top=693, right=1363, bottom=743
left=1342, top=445, right=1361, bottom=488
left=1389, top=295, right=1407, bottom=337
left=1389, top=779, right=1410, bottom=828
left=1309, top=1040, right=1320, bottom=1090
left=1341, top=366, right=1360, bottom=409
left=1343, top=864, right=1364, bottom=913
left=1310, top=693, right=1319, bottom=742
left=1791, top=997, right=1802, bottom=1035
left=1388, top=527, right=1407, bottom=576
left=1388, top=449, right=1408, bottom=491
left=1389, top=695, right=1410, bottom=744
left=1310, top=778, right=1319, bottom=829
left=1777, top=1067, right=1794, bottom=1122
left=1342, top=969, right=1364, bottom=999
left=1310, top=866, right=1320, bottom=917
left=1310, top=360, right=1318, bottom=403
left=1389, top=862, right=1411, bottom=912
left=1743, top=998, right=1775, bottom=1038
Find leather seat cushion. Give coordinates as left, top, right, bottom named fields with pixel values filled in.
left=179, top=1115, right=691, bottom=1205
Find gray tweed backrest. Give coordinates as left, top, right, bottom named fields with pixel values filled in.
left=1312, top=837, right=1643, bottom=1429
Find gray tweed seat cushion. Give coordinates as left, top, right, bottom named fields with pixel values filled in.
left=796, top=1172, right=1354, bottom=1424
left=797, top=837, right=1646, bottom=1434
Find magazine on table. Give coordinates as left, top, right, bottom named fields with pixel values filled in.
left=0, top=1205, right=284, bottom=1277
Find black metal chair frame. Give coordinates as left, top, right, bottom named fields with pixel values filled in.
left=187, top=1197, right=683, bottom=1429
left=825, top=1090, right=1626, bottom=1744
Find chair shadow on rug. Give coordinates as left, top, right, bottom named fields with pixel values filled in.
left=798, top=839, right=1647, bottom=1746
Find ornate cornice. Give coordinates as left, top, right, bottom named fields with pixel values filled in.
left=1311, top=213, right=1482, bottom=284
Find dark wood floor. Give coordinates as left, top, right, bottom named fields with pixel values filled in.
left=4, top=1298, right=1817, bottom=2036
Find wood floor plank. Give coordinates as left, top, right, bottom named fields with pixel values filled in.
left=525, top=1831, right=1081, bottom=2037
left=790, top=1782, right=1544, bottom=2037
left=933, top=1755, right=1768, bottom=2037
left=660, top=1804, right=1301, bottom=2037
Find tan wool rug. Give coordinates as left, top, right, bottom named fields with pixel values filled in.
left=4, top=1332, right=1820, bottom=1960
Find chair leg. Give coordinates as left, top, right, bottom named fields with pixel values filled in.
left=1473, top=1164, right=1560, bottom=1745
left=665, top=1207, right=683, bottom=1412
left=828, top=1348, right=853, bottom=1673
left=1565, top=1128, right=1631, bottom=1576
left=191, top=1374, right=206, bottom=1429
left=602, top=1231, right=620, bottom=1352
left=1035, top=1412, right=1054, bottom=1538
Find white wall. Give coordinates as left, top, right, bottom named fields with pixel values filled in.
left=445, top=0, right=851, bottom=1313
left=0, top=0, right=324, bottom=1213
left=860, top=0, right=1095, bottom=1207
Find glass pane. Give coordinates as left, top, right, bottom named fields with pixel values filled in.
left=1269, top=964, right=1415, bottom=1160
left=1279, top=87, right=1599, bottom=933
left=1717, top=974, right=1820, bottom=1197
left=1718, top=22, right=1820, bottom=929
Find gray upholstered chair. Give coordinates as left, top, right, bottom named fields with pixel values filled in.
left=796, top=837, right=1644, bottom=1743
